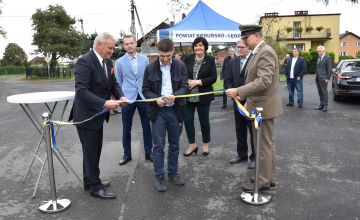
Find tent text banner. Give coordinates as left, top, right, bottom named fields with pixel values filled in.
left=157, top=30, right=241, bottom=43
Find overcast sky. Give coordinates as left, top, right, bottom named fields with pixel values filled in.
left=0, top=0, right=359, bottom=59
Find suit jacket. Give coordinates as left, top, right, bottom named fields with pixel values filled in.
left=236, top=42, right=283, bottom=120
left=184, top=54, right=217, bottom=104
left=225, top=55, right=251, bottom=89
left=142, top=58, right=189, bottom=122
left=316, top=54, right=333, bottom=81
left=115, top=53, right=149, bottom=103
left=220, top=56, right=235, bottom=80
left=71, top=50, right=124, bottom=129
left=285, top=56, right=307, bottom=79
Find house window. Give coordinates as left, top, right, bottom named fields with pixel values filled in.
left=287, top=44, right=305, bottom=51
left=357, top=51, right=360, bottom=57
left=293, top=21, right=301, bottom=39
left=356, top=41, right=360, bottom=47
left=341, top=42, right=347, bottom=47
left=340, top=51, right=347, bottom=56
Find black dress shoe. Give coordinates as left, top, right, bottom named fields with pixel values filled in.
left=145, top=154, right=153, bottom=162
left=285, top=103, right=294, bottom=107
left=322, top=106, right=328, bottom=112
left=84, top=181, right=111, bottom=191
left=248, top=160, right=256, bottom=169
left=250, top=175, right=275, bottom=187
left=242, top=182, right=270, bottom=192
left=119, top=155, right=132, bottom=166
left=220, top=105, right=227, bottom=109
left=230, top=156, right=247, bottom=164
left=90, top=189, right=116, bottom=199
left=314, top=105, right=324, bottom=110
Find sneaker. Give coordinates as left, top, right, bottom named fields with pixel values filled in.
left=168, top=174, right=185, bottom=185
left=155, top=177, right=167, bottom=192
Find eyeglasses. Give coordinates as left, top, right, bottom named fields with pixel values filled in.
left=237, top=46, right=246, bottom=49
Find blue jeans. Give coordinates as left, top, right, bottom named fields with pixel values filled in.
left=121, top=96, right=153, bottom=157
left=288, top=78, right=303, bottom=105
left=151, top=107, right=182, bottom=178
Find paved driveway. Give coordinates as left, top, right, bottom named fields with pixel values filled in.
left=0, top=75, right=359, bottom=220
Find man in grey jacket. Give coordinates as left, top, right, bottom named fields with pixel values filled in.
left=314, top=45, right=333, bottom=112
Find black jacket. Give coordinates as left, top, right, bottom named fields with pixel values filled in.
left=142, top=58, right=189, bottom=122
left=184, top=54, right=217, bottom=104
left=285, top=56, right=307, bottom=79
left=70, top=50, right=124, bottom=129
left=220, top=55, right=235, bottom=80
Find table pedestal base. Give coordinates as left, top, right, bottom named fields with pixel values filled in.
left=39, top=199, right=71, bottom=213
left=240, top=192, right=272, bottom=205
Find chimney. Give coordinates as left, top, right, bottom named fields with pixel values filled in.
left=295, top=11, right=308, bottom=15
left=170, top=21, right=174, bottom=26
left=182, top=13, right=186, bottom=19
left=264, top=12, right=278, bottom=17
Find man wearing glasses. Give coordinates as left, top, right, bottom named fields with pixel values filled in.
left=225, top=40, right=255, bottom=169
left=226, top=25, right=283, bottom=192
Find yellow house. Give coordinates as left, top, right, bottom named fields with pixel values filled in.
left=259, top=11, right=340, bottom=62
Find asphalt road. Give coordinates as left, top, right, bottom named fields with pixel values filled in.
left=0, top=75, right=359, bottom=220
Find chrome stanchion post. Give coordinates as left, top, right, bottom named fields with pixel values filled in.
left=39, top=112, right=71, bottom=213
left=240, top=107, right=271, bottom=205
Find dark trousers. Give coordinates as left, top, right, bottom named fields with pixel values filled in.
left=222, top=82, right=229, bottom=107
left=288, top=78, right=303, bottom=105
left=184, top=102, right=211, bottom=144
left=233, top=103, right=255, bottom=160
left=76, top=126, right=103, bottom=192
left=315, top=75, right=328, bottom=106
left=151, top=107, right=182, bottom=178
left=121, top=95, right=153, bottom=157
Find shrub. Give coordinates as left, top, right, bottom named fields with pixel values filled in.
left=0, top=66, right=26, bottom=75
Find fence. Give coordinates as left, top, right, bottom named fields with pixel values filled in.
left=26, top=65, right=73, bottom=79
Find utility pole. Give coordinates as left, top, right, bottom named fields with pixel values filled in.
left=130, top=0, right=136, bottom=38
left=78, top=18, right=84, bottom=34
left=130, top=0, right=144, bottom=39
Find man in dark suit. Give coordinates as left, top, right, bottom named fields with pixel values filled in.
left=71, top=32, right=128, bottom=199
left=314, top=45, right=333, bottom=112
left=220, top=47, right=235, bottom=109
left=226, top=24, right=283, bottom=192
left=142, top=39, right=189, bottom=192
left=225, top=40, right=255, bottom=169
left=285, top=48, right=307, bottom=108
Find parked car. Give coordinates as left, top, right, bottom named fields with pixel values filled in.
left=332, top=59, right=360, bottom=101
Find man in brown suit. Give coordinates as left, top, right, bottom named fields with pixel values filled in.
left=226, top=24, right=283, bottom=192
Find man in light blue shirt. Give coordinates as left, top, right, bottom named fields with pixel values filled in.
left=115, top=35, right=153, bottom=165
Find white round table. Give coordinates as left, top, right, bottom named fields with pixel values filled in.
left=7, top=91, right=75, bottom=104
left=7, top=91, right=81, bottom=199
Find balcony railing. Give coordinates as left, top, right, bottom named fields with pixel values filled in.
left=277, top=28, right=332, bottom=40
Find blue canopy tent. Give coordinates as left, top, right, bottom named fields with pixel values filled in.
left=157, top=0, right=241, bottom=45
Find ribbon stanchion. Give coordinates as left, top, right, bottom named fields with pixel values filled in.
left=240, top=107, right=272, bottom=205
left=39, top=112, right=71, bottom=213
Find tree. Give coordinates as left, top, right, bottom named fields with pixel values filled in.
left=0, top=0, right=6, bottom=38
left=80, top=32, right=97, bottom=55
left=165, top=0, right=192, bottom=22
left=1, top=43, right=27, bottom=66
left=31, top=5, right=82, bottom=70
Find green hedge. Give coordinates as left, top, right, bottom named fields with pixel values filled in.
left=0, top=66, right=26, bottom=75
left=300, top=49, right=335, bottom=74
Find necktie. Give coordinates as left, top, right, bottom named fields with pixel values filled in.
left=240, top=58, right=244, bottom=72
left=102, top=60, right=108, bottom=79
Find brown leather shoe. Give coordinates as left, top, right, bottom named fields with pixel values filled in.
left=249, top=176, right=275, bottom=187
left=242, top=182, right=270, bottom=192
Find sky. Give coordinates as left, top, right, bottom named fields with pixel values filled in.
left=0, top=0, right=360, bottom=59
